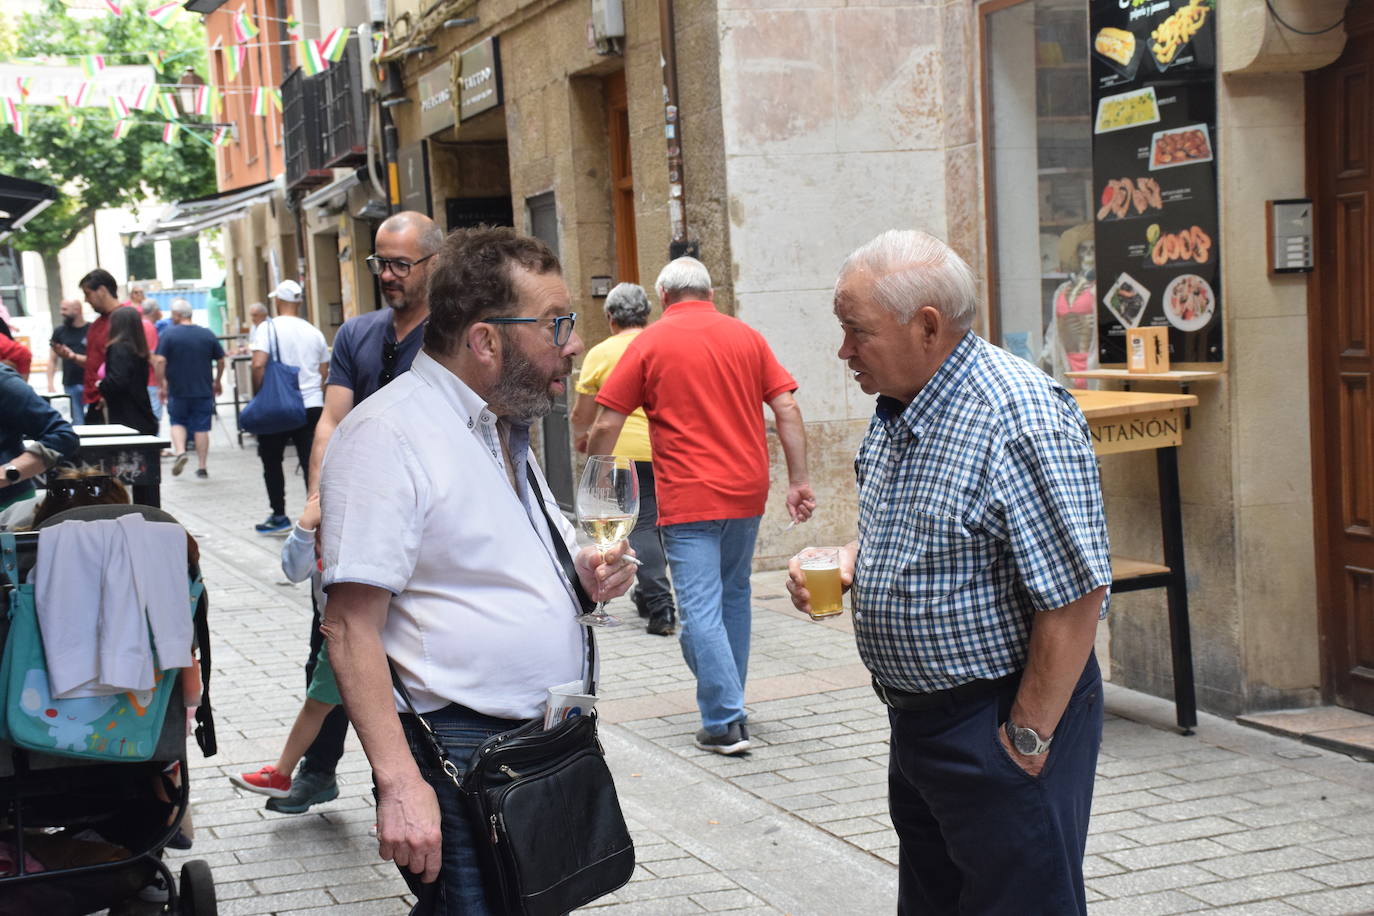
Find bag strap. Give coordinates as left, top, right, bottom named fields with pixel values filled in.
left=525, top=464, right=596, bottom=697
left=0, top=531, right=17, bottom=589
left=190, top=576, right=217, bottom=757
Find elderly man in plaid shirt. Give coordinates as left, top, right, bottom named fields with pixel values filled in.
left=788, top=230, right=1111, bottom=915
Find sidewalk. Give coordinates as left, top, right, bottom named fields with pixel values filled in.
left=155, top=433, right=1374, bottom=915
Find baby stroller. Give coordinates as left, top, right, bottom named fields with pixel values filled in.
left=0, top=504, right=218, bottom=915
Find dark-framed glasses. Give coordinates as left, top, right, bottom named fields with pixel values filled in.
left=365, top=254, right=434, bottom=278
left=379, top=338, right=400, bottom=387
left=484, top=312, right=578, bottom=347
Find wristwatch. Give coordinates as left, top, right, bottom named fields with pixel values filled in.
left=3, top=464, right=19, bottom=483
left=1004, top=720, right=1053, bottom=756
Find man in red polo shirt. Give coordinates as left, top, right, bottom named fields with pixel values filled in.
left=589, top=257, right=815, bottom=755
left=76, top=269, right=158, bottom=425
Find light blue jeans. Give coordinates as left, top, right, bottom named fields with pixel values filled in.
left=147, top=384, right=163, bottom=421
left=661, top=516, right=761, bottom=734
left=63, top=384, right=85, bottom=424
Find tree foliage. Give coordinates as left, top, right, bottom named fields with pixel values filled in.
left=0, top=0, right=217, bottom=255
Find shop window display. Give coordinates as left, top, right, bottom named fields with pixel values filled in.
left=984, top=0, right=1096, bottom=387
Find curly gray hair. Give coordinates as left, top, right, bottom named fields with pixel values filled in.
left=603, top=283, right=650, bottom=328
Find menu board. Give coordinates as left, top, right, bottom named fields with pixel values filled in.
left=1090, top=0, right=1222, bottom=364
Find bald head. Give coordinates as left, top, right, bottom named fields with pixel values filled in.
left=374, top=210, right=441, bottom=313
left=377, top=210, right=443, bottom=257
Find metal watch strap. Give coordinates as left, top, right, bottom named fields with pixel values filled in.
left=1005, top=720, right=1053, bottom=756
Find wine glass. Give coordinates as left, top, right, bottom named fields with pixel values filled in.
left=575, top=455, right=639, bottom=627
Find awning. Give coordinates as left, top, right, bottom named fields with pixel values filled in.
left=132, top=177, right=281, bottom=245
left=0, top=174, right=59, bottom=243
left=300, top=167, right=366, bottom=211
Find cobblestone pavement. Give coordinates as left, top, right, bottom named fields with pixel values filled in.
left=144, top=423, right=1374, bottom=915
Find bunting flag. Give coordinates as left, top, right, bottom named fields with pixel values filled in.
left=79, top=55, right=106, bottom=78
left=192, top=84, right=210, bottom=116
left=251, top=86, right=267, bottom=116
left=109, top=96, right=131, bottom=119
left=212, top=125, right=232, bottom=146
left=298, top=39, right=326, bottom=76
left=285, top=16, right=301, bottom=37
left=15, top=77, right=31, bottom=99
left=233, top=6, right=259, bottom=43
left=133, top=84, right=159, bottom=111
left=223, top=43, right=245, bottom=81
left=147, top=51, right=165, bottom=70
left=157, top=91, right=178, bottom=119
left=268, top=86, right=281, bottom=112
left=112, top=117, right=131, bottom=140
left=104, top=0, right=122, bottom=15
left=319, top=26, right=349, bottom=62
left=4, top=99, right=25, bottom=136
left=210, top=85, right=223, bottom=118
left=161, top=120, right=178, bottom=144
left=147, top=1, right=179, bottom=26
left=68, top=82, right=92, bottom=108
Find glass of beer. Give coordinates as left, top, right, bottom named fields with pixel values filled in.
left=797, top=547, right=844, bottom=619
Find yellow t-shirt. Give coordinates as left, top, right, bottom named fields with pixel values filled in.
left=576, top=330, right=653, bottom=462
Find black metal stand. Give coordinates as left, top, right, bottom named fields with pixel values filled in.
left=1109, top=444, right=1197, bottom=734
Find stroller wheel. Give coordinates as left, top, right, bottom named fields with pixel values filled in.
left=178, top=859, right=217, bottom=915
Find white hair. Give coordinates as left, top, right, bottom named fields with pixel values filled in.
left=170, top=299, right=193, bottom=318
left=838, top=230, right=978, bottom=330
left=248, top=301, right=268, bottom=316
left=603, top=283, right=651, bottom=327
left=655, top=257, right=712, bottom=302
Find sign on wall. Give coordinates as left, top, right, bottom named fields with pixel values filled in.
left=458, top=37, right=502, bottom=121
left=398, top=142, right=431, bottom=217
left=417, top=62, right=456, bottom=137
left=1090, top=0, right=1222, bottom=364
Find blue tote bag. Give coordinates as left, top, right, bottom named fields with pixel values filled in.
left=238, top=319, right=306, bottom=436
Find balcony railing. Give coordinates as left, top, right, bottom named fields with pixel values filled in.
left=322, top=36, right=367, bottom=168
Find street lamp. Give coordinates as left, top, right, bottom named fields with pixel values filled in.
left=177, top=67, right=203, bottom=116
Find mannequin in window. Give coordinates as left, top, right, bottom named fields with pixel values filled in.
left=1038, top=223, right=1097, bottom=388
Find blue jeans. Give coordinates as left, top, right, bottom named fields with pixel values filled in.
left=147, top=384, right=163, bottom=421
left=661, top=516, right=761, bottom=734
left=889, top=655, right=1103, bottom=915
left=398, top=704, right=528, bottom=916
left=63, top=384, right=85, bottom=424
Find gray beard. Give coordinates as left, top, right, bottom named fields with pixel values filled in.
left=489, top=339, right=557, bottom=420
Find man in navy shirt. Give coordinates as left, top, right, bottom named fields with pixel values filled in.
left=153, top=300, right=226, bottom=478
left=265, top=210, right=439, bottom=817
left=1, top=364, right=79, bottom=529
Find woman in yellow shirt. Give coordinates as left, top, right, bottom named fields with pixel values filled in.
left=572, top=283, right=677, bottom=635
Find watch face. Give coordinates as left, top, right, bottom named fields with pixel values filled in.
left=1012, top=727, right=1041, bottom=756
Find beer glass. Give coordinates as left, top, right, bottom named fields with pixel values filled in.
left=574, top=455, right=639, bottom=627
left=797, top=547, right=844, bottom=619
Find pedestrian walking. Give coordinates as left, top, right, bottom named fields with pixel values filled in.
left=571, top=281, right=678, bottom=636
left=250, top=280, right=327, bottom=534
left=1, top=362, right=79, bottom=529
left=320, top=225, right=636, bottom=909
left=79, top=269, right=156, bottom=426
left=140, top=294, right=167, bottom=426
left=48, top=298, right=89, bottom=424
left=266, top=210, right=440, bottom=818
left=587, top=257, right=815, bottom=755
left=153, top=299, right=225, bottom=478
left=786, top=230, right=1111, bottom=916
left=98, top=306, right=158, bottom=436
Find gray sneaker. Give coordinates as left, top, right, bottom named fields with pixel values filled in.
left=265, top=769, right=338, bottom=814
left=694, top=722, right=750, bottom=756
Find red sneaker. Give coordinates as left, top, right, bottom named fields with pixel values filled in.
left=230, top=765, right=292, bottom=798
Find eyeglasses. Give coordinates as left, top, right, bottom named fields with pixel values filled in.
left=49, top=477, right=109, bottom=500
left=484, top=313, right=578, bottom=347
left=379, top=338, right=399, bottom=387
left=365, top=254, right=434, bottom=279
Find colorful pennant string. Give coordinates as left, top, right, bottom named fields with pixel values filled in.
left=233, top=6, right=259, bottom=43
left=112, top=117, right=131, bottom=140
left=147, top=1, right=179, bottom=27
left=104, top=0, right=122, bottom=16
left=157, top=92, right=178, bottom=119
left=79, top=55, right=106, bottom=78
left=298, top=39, right=327, bottom=76
left=319, top=27, right=349, bottom=62
left=133, top=84, right=159, bottom=111
left=161, top=120, right=179, bottom=143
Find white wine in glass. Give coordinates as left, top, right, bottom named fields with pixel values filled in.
left=575, top=455, right=640, bottom=627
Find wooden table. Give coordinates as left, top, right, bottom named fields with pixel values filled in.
left=73, top=434, right=171, bottom=508
left=1072, top=389, right=1200, bottom=733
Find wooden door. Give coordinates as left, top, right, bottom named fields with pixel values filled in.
left=1311, top=5, right=1374, bottom=713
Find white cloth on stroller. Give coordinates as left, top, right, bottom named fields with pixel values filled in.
left=34, top=516, right=193, bottom=698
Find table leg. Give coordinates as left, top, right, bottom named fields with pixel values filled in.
left=1156, top=445, right=1197, bottom=733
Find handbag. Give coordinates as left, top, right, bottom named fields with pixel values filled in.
left=238, top=319, right=306, bottom=436
left=390, top=466, right=634, bottom=916
left=0, top=531, right=198, bottom=761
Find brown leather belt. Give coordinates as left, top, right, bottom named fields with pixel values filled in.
left=871, top=672, right=1019, bottom=711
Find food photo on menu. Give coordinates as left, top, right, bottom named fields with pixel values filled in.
left=1150, top=123, right=1213, bottom=169
left=1102, top=272, right=1151, bottom=329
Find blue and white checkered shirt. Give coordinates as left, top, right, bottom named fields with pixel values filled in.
left=852, top=332, right=1112, bottom=694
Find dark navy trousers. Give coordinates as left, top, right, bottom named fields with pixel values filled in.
left=888, top=655, right=1102, bottom=915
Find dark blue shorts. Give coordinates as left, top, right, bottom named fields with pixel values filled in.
left=168, top=396, right=214, bottom=433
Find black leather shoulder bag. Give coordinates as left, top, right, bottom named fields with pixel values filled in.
left=390, top=466, right=635, bottom=916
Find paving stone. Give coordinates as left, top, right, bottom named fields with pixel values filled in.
left=1118, top=816, right=1247, bottom=846
left=1197, top=846, right=1337, bottom=880
left=1088, top=864, right=1221, bottom=898
left=689, top=889, right=766, bottom=911
left=1297, top=857, right=1374, bottom=888
left=1286, top=884, right=1374, bottom=915
left=1102, top=838, right=1232, bottom=871
left=1183, top=871, right=1328, bottom=906
left=1085, top=889, right=1209, bottom=915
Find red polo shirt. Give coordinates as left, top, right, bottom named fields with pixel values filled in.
left=596, top=300, right=796, bottom=526
left=83, top=305, right=158, bottom=404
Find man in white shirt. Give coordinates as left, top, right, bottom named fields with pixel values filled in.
left=320, top=227, right=637, bottom=912
left=251, top=280, right=329, bottom=534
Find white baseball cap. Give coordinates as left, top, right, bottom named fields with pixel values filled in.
left=270, top=279, right=303, bottom=303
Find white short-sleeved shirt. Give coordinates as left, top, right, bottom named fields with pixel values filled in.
left=251, top=315, right=329, bottom=408
left=320, top=351, right=585, bottom=719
